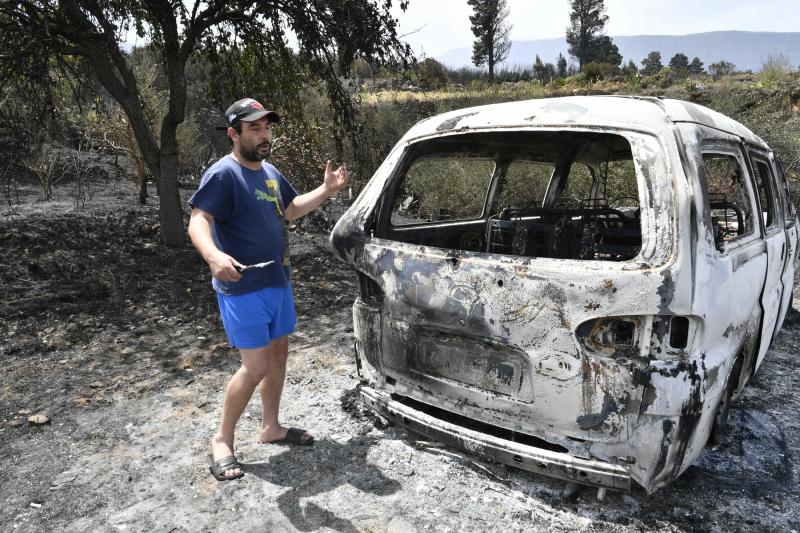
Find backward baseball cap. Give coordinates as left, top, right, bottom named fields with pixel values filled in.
left=225, top=98, right=281, bottom=127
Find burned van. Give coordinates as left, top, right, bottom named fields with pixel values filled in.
left=330, top=96, right=799, bottom=494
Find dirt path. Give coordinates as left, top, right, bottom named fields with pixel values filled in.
left=1, top=183, right=799, bottom=532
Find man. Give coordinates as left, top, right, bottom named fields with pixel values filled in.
left=188, top=98, right=348, bottom=481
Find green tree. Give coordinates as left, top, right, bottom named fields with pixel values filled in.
left=0, top=1, right=411, bottom=246
left=533, top=54, right=546, bottom=83
left=468, top=0, right=512, bottom=83
left=566, top=0, right=614, bottom=68
left=669, top=53, right=689, bottom=70
left=641, top=51, right=663, bottom=76
left=557, top=53, right=568, bottom=78
left=591, top=35, right=621, bottom=66
left=417, top=57, right=449, bottom=89
left=621, top=59, right=638, bottom=77
left=688, top=57, right=705, bottom=76
left=544, top=62, right=556, bottom=83
left=669, top=52, right=690, bottom=79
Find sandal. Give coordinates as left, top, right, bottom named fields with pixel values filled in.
left=265, top=427, right=314, bottom=446
left=208, top=454, right=244, bottom=481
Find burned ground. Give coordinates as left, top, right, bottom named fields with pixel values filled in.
left=1, top=180, right=799, bottom=532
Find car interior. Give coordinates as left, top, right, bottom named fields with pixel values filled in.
left=376, top=131, right=643, bottom=262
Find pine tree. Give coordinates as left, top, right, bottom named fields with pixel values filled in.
left=534, top=54, right=546, bottom=82
left=669, top=53, right=690, bottom=70
left=592, top=35, right=622, bottom=67
left=468, top=0, right=513, bottom=83
left=566, top=0, right=616, bottom=68
left=621, top=60, right=638, bottom=77
left=557, top=53, right=568, bottom=78
left=641, top=51, right=663, bottom=76
left=688, top=57, right=705, bottom=76
left=544, top=62, right=556, bottom=83
left=669, top=53, right=690, bottom=79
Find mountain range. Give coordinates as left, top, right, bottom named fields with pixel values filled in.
left=438, top=31, right=800, bottom=72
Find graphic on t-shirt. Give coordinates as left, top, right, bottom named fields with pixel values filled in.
left=254, top=179, right=284, bottom=217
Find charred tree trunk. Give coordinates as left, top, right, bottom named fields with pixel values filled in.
left=157, top=130, right=184, bottom=246
left=143, top=142, right=182, bottom=246
left=154, top=8, right=189, bottom=247
left=488, top=48, right=495, bottom=84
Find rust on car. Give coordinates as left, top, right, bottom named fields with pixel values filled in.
left=330, top=96, right=800, bottom=493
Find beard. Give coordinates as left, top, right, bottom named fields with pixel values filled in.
left=239, top=140, right=271, bottom=162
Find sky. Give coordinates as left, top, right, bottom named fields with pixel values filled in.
left=391, top=0, right=800, bottom=59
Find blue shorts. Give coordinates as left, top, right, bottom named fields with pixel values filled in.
left=216, top=284, right=297, bottom=349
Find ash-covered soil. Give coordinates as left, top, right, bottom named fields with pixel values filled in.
left=1, top=180, right=799, bottom=533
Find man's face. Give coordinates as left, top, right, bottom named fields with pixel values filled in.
left=230, top=117, right=273, bottom=162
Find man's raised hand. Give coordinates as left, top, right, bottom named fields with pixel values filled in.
left=324, top=160, right=348, bottom=195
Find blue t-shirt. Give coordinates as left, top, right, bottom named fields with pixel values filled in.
left=189, top=155, right=298, bottom=295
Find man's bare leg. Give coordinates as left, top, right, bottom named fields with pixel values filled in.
left=210, top=346, right=270, bottom=478
left=258, top=336, right=312, bottom=443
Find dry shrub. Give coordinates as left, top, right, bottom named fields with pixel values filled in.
left=758, top=54, right=793, bottom=88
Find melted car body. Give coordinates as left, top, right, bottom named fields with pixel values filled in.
left=330, top=96, right=799, bottom=493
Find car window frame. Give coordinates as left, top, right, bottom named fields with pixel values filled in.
left=774, top=155, right=797, bottom=229
left=699, top=141, right=763, bottom=254
left=384, top=153, right=498, bottom=228
left=747, top=148, right=783, bottom=235
left=492, top=159, right=557, bottom=214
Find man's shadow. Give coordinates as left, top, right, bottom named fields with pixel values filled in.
left=245, top=437, right=401, bottom=533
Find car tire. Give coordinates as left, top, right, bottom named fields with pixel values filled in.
left=709, top=380, right=733, bottom=445
left=710, top=351, right=744, bottom=445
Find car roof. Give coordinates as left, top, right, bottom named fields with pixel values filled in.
left=405, top=95, right=767, bottom=148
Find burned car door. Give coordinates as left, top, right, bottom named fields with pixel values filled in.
left=774, top=156, right=800, bottom=334
left=373, top=132, right=658, bottom=441
left=747, top=149, right=787, bottom=372
left=675, top=130, right=767, bottom=440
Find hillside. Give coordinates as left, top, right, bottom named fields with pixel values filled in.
left=439, top=31, right=800, bottom=71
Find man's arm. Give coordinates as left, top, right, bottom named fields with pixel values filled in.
left=284, top=160, right=348, bottom=221
left=187, top=208, right=243, bottom=282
